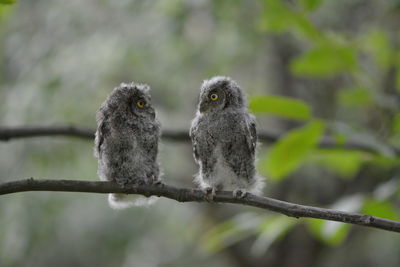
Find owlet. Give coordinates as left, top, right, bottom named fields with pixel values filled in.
left=94, top=82, right=161, bottom=208
left=190, top=76, right=265, bottom=199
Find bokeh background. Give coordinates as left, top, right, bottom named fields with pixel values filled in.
left=1, top=0, right=400, bottom=266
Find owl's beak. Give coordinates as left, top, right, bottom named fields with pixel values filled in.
left=199, top=102, right=209, bottom=113
left=149, top=109, right=156, bottom=119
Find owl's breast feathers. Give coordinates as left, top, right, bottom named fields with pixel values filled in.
left=96, top=117, right=159, bottom=158
left=142, top=128, right=160, bottom=155
left=191, top=110, right=257, bottom=158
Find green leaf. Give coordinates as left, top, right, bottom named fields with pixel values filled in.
left=363, top=30, right=392, bottom=68
left=290, top=13, right=322, bottom=41
left=290, top=44, right=357, bottom=77
left=396, top=65, right=400, bottom=94
left=362, top=199, right=399, bottom=220
left=307, top=194, right=364, bottom=246
left=368, top=155, right=400, bottom=169
left=308, top=219, right=351, bottom=246
left=201, top=221, right=240, bottom=252
left=259, top=121, right=325, bottom=180
left=0, top=2, right=14, bottom=20
left=260, top=0, right=322, bottom=41
left=334, top=133, right=347, bottom=146
left=391, top=113, right=400, bottom=134
left=0, top=0, right=15, bottom=5
left=249, top=95, right=311, bottom=120
left=201, top=213, right=262, bottom=253
left=297, top=0, right=324, bottom=11
left=259, top=0, right=293, bottom=32
left=307, top=149, right=366, bottom=179
left=337, top=87, right=373, bottom=107
left=251, top=216, right=297, bottom=256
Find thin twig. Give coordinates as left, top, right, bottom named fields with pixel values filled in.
left=0, top=125, right=394, bottom=154
left=0, top=178, right=399, bottom=233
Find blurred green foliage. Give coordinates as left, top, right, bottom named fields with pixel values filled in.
left=308, top=219, right=352, bottom=246
left=307, top=149, right=367, bottom=179
left=260, top=0, right=322, bottom=41
left=249, top=95, right=311, bottom=120
left=0, top=0, right=15, bottom=5
left=202, top=213, right=296, bottom=256
left=297, top=0, right=324, bottom=11
left=259, top=120, right=324, bottom=180
left=253, top=0, right=400, bottom=252
left=251, top=215, right=296, bottom=255
left=362, top=198, right=400, bottom=221
left=337, top=87, right=373, bottom=107
left=307, top=194, right=364, bottom=246
left=201, top=213, right=263, bottom=253
left=290, top=44, right=357, bottom=77
left=1, top=0, right=400, bottom=266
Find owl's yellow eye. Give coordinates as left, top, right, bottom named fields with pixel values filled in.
left=210, top=93, right=218, bottom=101
left=136, top=100, right=145, bottom=108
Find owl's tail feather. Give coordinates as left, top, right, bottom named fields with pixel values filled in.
left=249, top=174, right=266, bottom=196
left=108, top=193, right=158, bottom=209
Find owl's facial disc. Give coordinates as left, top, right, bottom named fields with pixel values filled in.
left=199, top=89, right=224, bottom=113
left=130, top=96, right=155, bottom=119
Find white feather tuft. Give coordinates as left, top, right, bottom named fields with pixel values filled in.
left=108, top=193, right=158, bottom=209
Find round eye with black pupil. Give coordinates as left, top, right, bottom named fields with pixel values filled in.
left=210, top=93, right=218, bottom=101
left=136, top=100, right=146, bottom=108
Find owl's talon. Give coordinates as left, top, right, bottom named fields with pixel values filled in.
left=233, top=189, right=247, bottom=199
left=137, top=180, right=146, bottom=186
left=153, top=180, right=164, bottom=187
left=203, top=187, right=216, bottom=202
left=116, top=180, right=129, bottom=188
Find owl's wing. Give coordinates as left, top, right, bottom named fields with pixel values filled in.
left=95, top=119, right=110, bottom=159
left=189, top=120, right=200, bottom=162
left=246, top=115, right=257, bottom=154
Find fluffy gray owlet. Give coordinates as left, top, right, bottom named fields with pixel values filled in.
left=190, top=76, right=265, bottom=199
left=94, top=82, right=161, bottom=209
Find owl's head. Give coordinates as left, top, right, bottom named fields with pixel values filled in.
left=198, top=76, right=245, bottom=114
left=100, top=82, right=156, bottom=122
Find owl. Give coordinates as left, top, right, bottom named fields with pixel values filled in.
left=94, top=82, right=161, bottom=209
left=190, top=76, right=265, bottom=200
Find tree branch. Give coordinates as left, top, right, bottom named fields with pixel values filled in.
left=0, top=125, right=394, bottom=154
left=1, top=178, right=399, bottom=233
